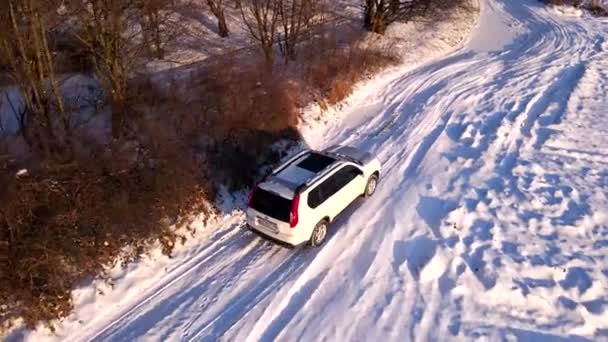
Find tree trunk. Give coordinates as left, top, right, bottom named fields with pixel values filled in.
left=208, top=0, right=230, bottom=37
left=263, top=48, right=274, bottom=71
left=153, top=18, right=165, bottom=59
left=217, top=10, right=229, bottom=37
left=364, top=1, right=374, bottom=31
left=363, top=0, right=387, bottom=34
left=111, top=99, right=126, bottom=139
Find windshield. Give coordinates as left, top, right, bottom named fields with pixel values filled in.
left=249, top=189, right=291, bottom=222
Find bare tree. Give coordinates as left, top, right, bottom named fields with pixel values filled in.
left=70, top=0, right=142, bottom=137
left=0, top=0, right=69, bottom=154
left=363, top=0, right=469, bottom=34
left=207, top=0, right=230, bottom=37
left=240, top=0, right=280, bottom=70
left=138, top=0, right=178, bottom=59
left=363, top=0, right=419, bottom=34
left=276, top=0, right=318, bottom=64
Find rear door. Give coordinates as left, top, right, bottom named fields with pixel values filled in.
left=249, top=189, right=292, bottom=234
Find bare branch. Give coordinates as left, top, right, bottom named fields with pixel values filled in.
left=240, top=0, right=280, bottom=70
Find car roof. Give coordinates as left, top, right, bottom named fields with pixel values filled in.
left=259, top=150, right=344, bottom=199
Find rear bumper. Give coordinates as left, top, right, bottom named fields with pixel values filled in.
left=247, top=224, right=307, bottom=248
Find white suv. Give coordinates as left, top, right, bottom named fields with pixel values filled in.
left=246, top=145, right=381, bottom=247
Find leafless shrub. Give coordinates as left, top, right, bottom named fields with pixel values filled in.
left=300, top=29, right=399, bottom=105
left=363, top=0, right=474, bottom=34
left=0, top=112, right=214, bottom=331
left=49, top=31, right=94, bottom=74
left=277, top=0, right=319, bottom=64
left=136, top=0, right=182, bottom=59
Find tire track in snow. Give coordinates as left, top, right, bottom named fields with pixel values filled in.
left=520, top=63, right=586, bottom=138
left=87, top=218, right=250, bottom=341
left=184, top=251, right=309, bottom=341
left=90, top=220, right=290, bottom=342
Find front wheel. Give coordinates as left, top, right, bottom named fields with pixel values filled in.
left=364, top=174, right=378, bottom=198
left=310, top=220, right=329, bottom=247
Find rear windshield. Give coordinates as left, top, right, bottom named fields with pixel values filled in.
left=250, top=189, right=291, bottom=222
left=297, top=153, right=335, bottom=173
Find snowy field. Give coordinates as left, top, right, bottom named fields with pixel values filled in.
left=10, top=0, right=608, bottom=341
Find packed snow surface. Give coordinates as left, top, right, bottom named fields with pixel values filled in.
left=17, top=0, right=608, bottom=341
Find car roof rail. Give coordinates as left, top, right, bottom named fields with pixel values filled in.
left=271, top=149, right=311, bottom=175
left=296, top=161, right=344, bottom=193
left=323, top=145, right=364, bottom=165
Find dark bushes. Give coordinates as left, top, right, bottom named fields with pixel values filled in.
left=543, top=0, right=608, bottom=16
left=172, top=56, right=303, bottom=190
left=0, top=123, right=213, bottom=329
left=586, top=2, right=608, bottom=16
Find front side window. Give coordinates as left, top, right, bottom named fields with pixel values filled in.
left=331, top=166, right=361, bottom=191
left=338, top=166, right=361, bottom=187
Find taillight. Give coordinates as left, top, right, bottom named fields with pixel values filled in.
left=290, top=194, right=300, bottom=228
left=248, top=183, right=259, bottom=206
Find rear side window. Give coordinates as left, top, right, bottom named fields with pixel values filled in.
left=308, top=187, right=323, bottom=209
left=250, top=189, right=291, bottom=222
left=307, top=166, right=362, bottom=209
left=307, top=173, right=340, bottom=209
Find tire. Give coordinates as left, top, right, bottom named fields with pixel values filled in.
left=310, top=220, right=329, bottom=247
left=364, top=174, right=378, bottom=198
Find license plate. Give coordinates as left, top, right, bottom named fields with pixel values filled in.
left=257, top=217, right=278, bottom=233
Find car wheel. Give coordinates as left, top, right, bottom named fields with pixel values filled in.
left=310, top=220, right=329, bottom=247
left=364, top=174, right=378, bottom=197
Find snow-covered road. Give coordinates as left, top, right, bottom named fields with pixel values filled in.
left=20, top=0, right=608, bottom=341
